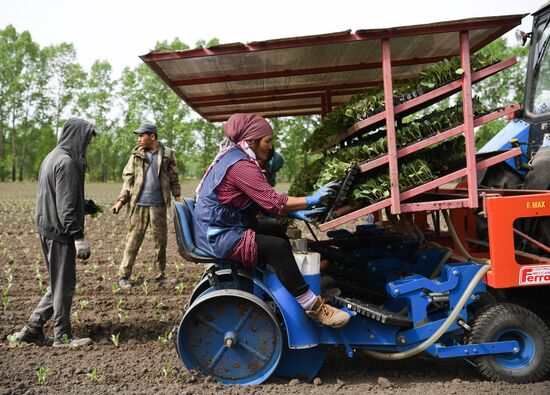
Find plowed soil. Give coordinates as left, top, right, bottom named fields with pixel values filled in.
left=1, top=182, right=549, bottom=394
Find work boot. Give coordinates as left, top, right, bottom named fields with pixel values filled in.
left=307, top=296, right=350, bottom=329
left=118, top=277, right=133, bottom=289
left=53, top=335, right=93, bottom=347
left=16, top=325, right=53, bottom=347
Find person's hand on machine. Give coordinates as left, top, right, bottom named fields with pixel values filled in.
left=289, top=207, right=326, bottom=223
left=306, top=181, right=340, bottom=208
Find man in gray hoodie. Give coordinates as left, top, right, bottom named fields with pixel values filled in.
left=16, top=118, right=96, bottom=347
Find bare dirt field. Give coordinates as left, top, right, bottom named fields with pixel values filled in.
left=1, top=182, right=549, bottom=394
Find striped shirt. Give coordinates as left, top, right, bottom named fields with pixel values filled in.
left=215, top=159, right=288, bottom=267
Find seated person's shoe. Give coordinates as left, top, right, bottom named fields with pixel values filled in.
left=16, top=325, right=53, bottom=347
left=53, top=335, right=93, bottom=347
left=307, top=296, right=350, bottom=329
left=118, top=277, right=133, bottom=289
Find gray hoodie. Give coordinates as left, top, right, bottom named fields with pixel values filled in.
left=35, top=118, right=95, bottom=243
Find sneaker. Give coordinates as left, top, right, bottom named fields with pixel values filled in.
left=153, top=274, right=167, bottom=285
left=16, top=325, right=53, bottom=347
left=306, top=296, right=350, bottom=329
left=119, top=277, right=133, bottom=289
left=53, top=335, right=93, bottom=347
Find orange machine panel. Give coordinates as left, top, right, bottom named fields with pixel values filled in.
left=485, top=192, right=550, bottom=288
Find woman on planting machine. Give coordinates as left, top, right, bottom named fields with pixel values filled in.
left=193, top=113, right=349, bottom=329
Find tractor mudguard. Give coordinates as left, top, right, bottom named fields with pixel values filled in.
left=478, top=119, right=531, bottom=174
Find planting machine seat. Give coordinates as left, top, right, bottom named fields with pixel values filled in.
left=150, top=10, right=550, bottom=386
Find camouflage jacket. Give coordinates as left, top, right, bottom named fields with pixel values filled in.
left=116, top=142, right=181, bottom=214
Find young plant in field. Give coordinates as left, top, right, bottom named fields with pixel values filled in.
left=101, top=273, right=111, bottom=282
left=71, top=310, right=80, bottom=323
left=61, top=333, right=71, bottom=345
left=37, top=367, right=54, bottom=384
left=157, top=312, right=167, bottom=323
left=175, top=282, right=186, bottom=294
left=141, top=280, right=150, bottom=296
left=118, top=310, right=129, bottom=323
left=111, top=332, right=120, bottom=347
left=146, top=263, right=153, bottom=274
left=157, top=331, right=169, bottom=345
left=115, top=296, right=124, bottom=309
left=79, top=300, right=90, bottom=310
left=7, top=333, right=28, bottom=348
left=173, top=261, right=181, bottom=275
left=86, top=368, right=100, bottom=382
left=112, top=282, right=121, bottom=294
left=162, top=362, right=173, bottom=378
left=155, top=298, right=165, bottom=309
left=2, top=295, right=8, bottom=311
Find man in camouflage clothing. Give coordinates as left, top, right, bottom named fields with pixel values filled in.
left=112, top=123, right=181, bottom=288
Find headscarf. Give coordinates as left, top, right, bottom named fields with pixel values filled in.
left=196, top=113, right=273, bottom=195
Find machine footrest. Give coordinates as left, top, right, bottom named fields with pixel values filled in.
left=329, top=294, right=413, bottom=328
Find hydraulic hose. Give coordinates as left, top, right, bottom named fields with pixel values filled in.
left=362, top=263, right=490, bottom=360
left=442, top=210, right=487, bottom=264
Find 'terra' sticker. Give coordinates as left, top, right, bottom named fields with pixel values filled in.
left=519, top=265, right=550, bottom=285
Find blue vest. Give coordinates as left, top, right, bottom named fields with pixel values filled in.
left=193, top=147, right=260, bottom=258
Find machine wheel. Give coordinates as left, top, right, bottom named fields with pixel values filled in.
left=466, top=303, right=550, bottom=383
left=177, top=289, right=283, bottom=385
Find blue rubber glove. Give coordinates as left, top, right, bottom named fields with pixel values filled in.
left=289, top=207, right=326, bottom=223
left=306, top=181, right=341, bottom=208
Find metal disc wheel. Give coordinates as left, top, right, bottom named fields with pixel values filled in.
left=466, top=303, right=550, bottom=383
left=177, top=289, right=283, bottom=385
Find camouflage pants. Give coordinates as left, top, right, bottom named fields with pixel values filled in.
left=118, top=205, right=167, bottom=279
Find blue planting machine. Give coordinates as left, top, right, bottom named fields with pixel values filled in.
left=172, top=198, right=549, bottom=385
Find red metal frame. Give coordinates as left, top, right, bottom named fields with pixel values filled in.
left=312, top=57, right=517, bottom=153
left=319, top=148, right=522, bottom=231
left=485, top=193, right=550, bottom=288
left=382, top=39, right=401, bottom=214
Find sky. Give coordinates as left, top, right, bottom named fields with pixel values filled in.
left=0, top=0, right=547, bottom=77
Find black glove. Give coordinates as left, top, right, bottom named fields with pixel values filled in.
left=84, top=199, right=100, bottom=216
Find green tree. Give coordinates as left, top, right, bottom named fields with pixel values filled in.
left=271, top=116, right=320, bottom=182
left=43, top=43, right=86, bottom=135
left=75, top=60, right=117, bottom=181
left=474, top=38, right=529, bottom=149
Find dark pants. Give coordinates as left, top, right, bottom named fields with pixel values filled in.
left=256, top=220, right=309, bottom=297
left=28, top=236, right=76, bottom=341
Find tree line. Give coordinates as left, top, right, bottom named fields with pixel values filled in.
left=0, top=25, right=528, bottom=183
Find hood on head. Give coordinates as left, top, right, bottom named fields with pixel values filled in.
left=57, top=118, right=96, bottom=163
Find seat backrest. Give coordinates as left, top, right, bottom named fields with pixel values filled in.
left=173, top=198, right=218, bottom=263
left=173, top=199, right=196, bottom=255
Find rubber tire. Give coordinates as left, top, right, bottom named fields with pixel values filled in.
left=466, top=303, right=550, bottom=383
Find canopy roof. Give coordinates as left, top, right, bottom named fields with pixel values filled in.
left=140, top=14, right=524, bottom=122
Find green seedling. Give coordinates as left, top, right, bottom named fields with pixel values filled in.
left=2, top=282, right=12, bottom=296
left=2, top=296, right=8, bottom=311
left=157, top=331, right=169, bottom=345
left=37, top=367, right=54, bottom=384
left=112, top=282, right=121, bottom=294
left=162, top=362, right=173, bottom=378
left=86, top=368, right=100, bottom=381
left=173, top=261, right=181, bottom=274
left=157, top=312, right=167, bottom=323
left=141, top=280, right=150, bottom=296
left=79, top=300, right=90, bottom=310
left=118, top=310, right=129, bottom=323
left=146, top=263, right=153, bottom=274
left=61, top=333, right=71, bottom=345
left=115, top=296, right=124, bottom=309
left=175, top=282, right=186, bottom=294
left=111, top=332, right=120, bottom=347
left=7, top=333, right=28, bottom=347
left=71, top=310, right=80, bottom=323
left=155, top=298, right=165, bottom=309
left=101, top=273, right=111, bottom=282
